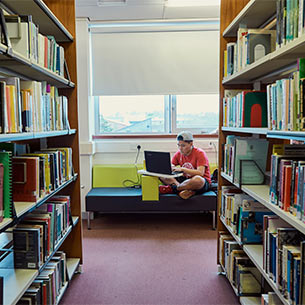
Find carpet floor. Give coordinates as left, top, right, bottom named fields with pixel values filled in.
left=61, top=213, right=239, bottom=305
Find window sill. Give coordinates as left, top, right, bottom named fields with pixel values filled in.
left=93, top=134, right=218, bottom=140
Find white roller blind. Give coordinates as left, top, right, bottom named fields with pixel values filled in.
left=91, top=25, right=219, bottom=95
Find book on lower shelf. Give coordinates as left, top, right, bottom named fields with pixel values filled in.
left=219, top=231, right=262, bottom=296
left=16, top=251, right=68, bottom=305
left=13, top=195, right=72, bottom=269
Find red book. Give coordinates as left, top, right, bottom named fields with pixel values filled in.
left=283, top=165, right=292, bottom=212
left=12, top=157, right=39, bottom=202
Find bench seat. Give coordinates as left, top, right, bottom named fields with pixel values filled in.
left=86, top=187, right=217, bottom=229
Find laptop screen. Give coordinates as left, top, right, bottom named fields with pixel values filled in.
left=144, top=151, right=172, bottom=175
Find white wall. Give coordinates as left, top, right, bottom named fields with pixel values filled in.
left=93, top=138, right=218, bottom=166
left=76, top=18, right=95, bottom=213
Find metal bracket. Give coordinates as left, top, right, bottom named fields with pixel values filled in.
left=76, top=264, right=83, bottom=274
left=0, top=8, right=13, bottom=56
left=238, top=159, right=265, bottom=188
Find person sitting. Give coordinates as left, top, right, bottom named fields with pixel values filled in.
left=159, top=131, right=211, bottom=200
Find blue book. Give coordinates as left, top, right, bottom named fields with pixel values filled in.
left=294, top=256, right=300, bottom=305
left=270, top=233, right=277, bottom=281
left=240, top=210, right=274, bottom=243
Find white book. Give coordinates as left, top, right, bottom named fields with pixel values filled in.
left=38, top=33, right=45, bottom=67
left=9, top=22, right=29, bottom=59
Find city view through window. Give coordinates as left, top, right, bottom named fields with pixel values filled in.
left=95, top=94, right=219, bottom=134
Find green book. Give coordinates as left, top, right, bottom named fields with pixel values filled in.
left=298, top=58, right=305, bottom=78
left=0, top=151, right=13, bottom=218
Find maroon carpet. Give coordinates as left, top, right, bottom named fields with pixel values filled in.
left=61, top=214, right=239, bottom=305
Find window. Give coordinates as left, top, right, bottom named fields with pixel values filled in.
left=94, top=94, right=219, bottom=135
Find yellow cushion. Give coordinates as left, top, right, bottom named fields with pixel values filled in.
left=141, top=176, right=159, bottom=201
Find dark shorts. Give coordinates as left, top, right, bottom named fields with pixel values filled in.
left=176, top=176, right=210, bottom=194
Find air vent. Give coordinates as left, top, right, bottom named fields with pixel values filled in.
left=97, top=0, right=126, bottom=6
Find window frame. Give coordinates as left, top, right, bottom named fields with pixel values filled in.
left=94, top=94, right=219, bottom=136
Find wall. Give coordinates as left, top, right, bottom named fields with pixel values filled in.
left=93, top=138, right=218, bottom=166
left=76, top=18, right=219, bottom=214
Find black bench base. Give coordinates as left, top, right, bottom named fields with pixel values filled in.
left=86, top=187, right=217, bottom=229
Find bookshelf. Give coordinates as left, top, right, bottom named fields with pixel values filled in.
left=222, top=0, right=276, bottom=38
left=0, top=0, right=82, bottom=304
left=219, top=0, right=305, bottom=303
left=0, top=0, right=73, bottom=42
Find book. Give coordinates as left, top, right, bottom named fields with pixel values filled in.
left=242, top=91, right=268, bottom=127
left=0, top=151, right=13, bottom=218
left=12, top=157, right=40, bottom=202
left=13, top=227, right=41, bottom=269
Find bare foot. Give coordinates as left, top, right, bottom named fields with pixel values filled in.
left=179, top=190, right=196, bottom=199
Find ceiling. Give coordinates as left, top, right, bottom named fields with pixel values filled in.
left=75, top=0, right=220, bottom=21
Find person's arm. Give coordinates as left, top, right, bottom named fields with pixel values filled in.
left=173, top=165, right=205, bottom=177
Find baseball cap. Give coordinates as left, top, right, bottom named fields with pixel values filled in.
left=177, top=131, right=193, bottom=141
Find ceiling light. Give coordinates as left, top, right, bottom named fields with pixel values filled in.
left=97, top=0, right=126, bottom=7
left=166, top=0, right=220, bottom=7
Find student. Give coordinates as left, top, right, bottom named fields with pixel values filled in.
left=159, top=131, right=211, bottom=199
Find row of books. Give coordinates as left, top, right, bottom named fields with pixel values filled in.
left=0, top=77, right=70, bottom=134
left=16, top=251, right=67, bottom=305
left=224, top=28, right=276, bottom=77
left=276, top=0, right=305, bottom=49
left=221, top=188, right=305, bottom=304
left=12, top=148, right=73, bottom=202
left=221, top=186, right=274, bottom=243
left=222, top=136, right=268, bottom=185
left=5, top=14, right=65, bottom=76
left=263, top=214, right=305, bottom=305
left=0, top=145, right=73, bottom=221
left=13, top=195, right=71, bottom=269
left=222, top=90, right=268, bottom=128
left=266, top=58, right=305, bottom=131
left=219, top=232, right=262, bottom=296
left=270, top=156, right=305, bottom=221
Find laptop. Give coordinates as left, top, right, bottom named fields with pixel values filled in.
left=144, top=151, right=182, bottom=177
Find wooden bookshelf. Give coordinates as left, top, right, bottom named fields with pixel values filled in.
left=0, top=0, right=73, bottom=42
left=222, top=0, right=276, bottom=37
left=0, top=46, right=74, bottom=88
left=222, top=27, right=305, bottom=85
left=243, top=245, right=290, bottom=305
left=0, top=129, right=76, bottom=143
left=66, top=258, right=80, bottom=281
left=0, top=0, right=82, bottom=304
left=218, top=0, right=305, bottom=303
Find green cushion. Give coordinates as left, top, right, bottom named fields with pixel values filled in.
left=93, top=164, right=144, bottom=188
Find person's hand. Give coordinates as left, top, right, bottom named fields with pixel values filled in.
left=172, top=166, right=184, bottom=172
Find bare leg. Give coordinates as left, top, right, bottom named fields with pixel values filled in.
left=177, top=175, right=206, bottom=191
left=177, top=175, right=206, bottom=199
left=159, top=177, right=179, bottom=186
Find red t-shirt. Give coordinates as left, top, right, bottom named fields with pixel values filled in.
left=172, top=147, right=211, bottom=184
